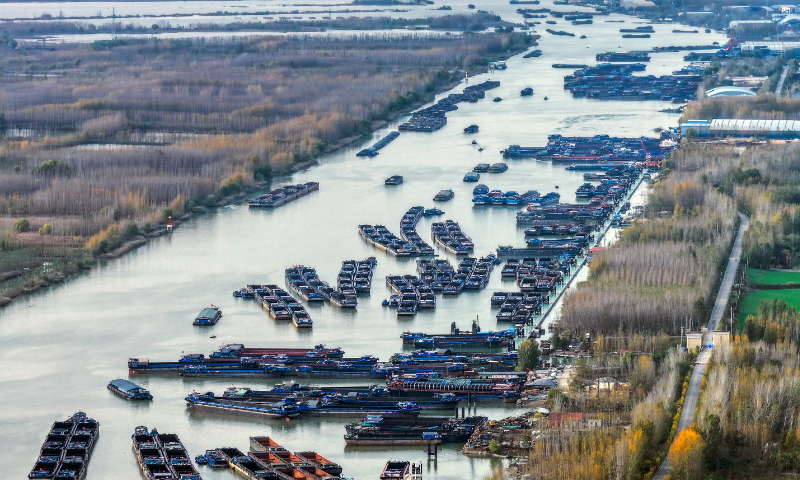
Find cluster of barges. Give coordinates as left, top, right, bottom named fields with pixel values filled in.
left=196, top=436, right=343, bottom=480
left=337, top=258, right=376, bottom=296
left=30, top=412, right=99, bottom=480
left=492, top=290, right=548, bottom=325
left=564, top=63, right=646, bottom=79
left=596, top=51, right=650, bottom=62
left=399, top=80, right=499, bottom=132
left=286, top=265, right=357, bottom=309
left=431, top=220, right=474, bottom=255
left=244, top=284, right=313, bottom=327
left=472, top=185, right=559, bottom=206
left=399, top=206, right=435, bottom=255
left=222, top=384, right=461, bottom=410
left=401, top=326, right=516, bottom=348
left=502, top=133, right=675, bottom=163
left=563, top=65, right=703, bottom=101
left=247, top=182, right=319, bottom=208
left=385, top=274, right=437, bottom=316
left=345, top=414, right=486, bottom=445
left=575, top=178, right=631, bottom=199
left=359, top=224, right=418, bottom=257
left=356, top=131, right=400, bottom=157
left=132, top=426, right=201, bottom=480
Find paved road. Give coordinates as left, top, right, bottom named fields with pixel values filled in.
left=653, top=212, right=750, bottom=480
left=777, top=65, right=790, bottom=97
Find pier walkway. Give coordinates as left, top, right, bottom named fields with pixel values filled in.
left=653, top=212, right=750, bottom=480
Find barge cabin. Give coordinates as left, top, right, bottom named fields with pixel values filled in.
left=381, top=461, right=412, bottom=479
left=193, top=306, right=222, bottom=326
left=108, top=379, right=153, bottom=401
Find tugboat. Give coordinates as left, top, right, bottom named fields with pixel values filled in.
left=463, top=124, right=479, bottom=134
left=193, top=306, right=222, bottom=326
left=433, top=189, right=454, bottom=202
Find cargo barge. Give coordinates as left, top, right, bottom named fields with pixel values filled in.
left=386, top=375, right=523, bottom=401
left=29, top=412, right=99, bottom=480
left=193, top=306, right=222, bottom=326
left=108, top=378, right=153, bottom=400
left=431, top=220, right=474, bottom=255
left=399, top=80, right=499, bottom=132
left=359, top=224, right=418, bottom=257
left=247, top=182, right=319, bottom=208
left=399, top=206, right=435, bottom=255
left=337, top=257, right=377, bottom=295
left=345, top=414, right=485, bottom=445
left=357, top=131, right=400, bottom=157
left=132, top=426, right=201, bottom=480
left=286, top=265, right=357, bottom=309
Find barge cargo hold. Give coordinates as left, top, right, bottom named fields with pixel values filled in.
left=29, top=412, right=99, bottom=480
left=108, top=379, right=153, bottom=401
left=193, top=306, right=222, bottom=326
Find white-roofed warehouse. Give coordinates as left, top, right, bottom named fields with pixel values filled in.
left=705, top=86, right=757, bottom=97
left=681, top=119, right=800, bottom=138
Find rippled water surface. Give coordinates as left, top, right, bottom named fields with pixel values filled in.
left=0, top=6, right=725, bottom=479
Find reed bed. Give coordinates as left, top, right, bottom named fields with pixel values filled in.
left=0, top=32, right=530, bottom=264
left=561, top=161, right=737, bottom=335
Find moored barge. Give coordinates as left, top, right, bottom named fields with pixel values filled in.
left=132, top=426, right=201, bottom=480
left=29, top=412, right=99, bottom=480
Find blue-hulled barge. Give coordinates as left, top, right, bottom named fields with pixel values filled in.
left=108, top=378, right=153, bottom=400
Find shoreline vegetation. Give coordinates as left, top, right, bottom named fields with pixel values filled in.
left=0, top=16, right=535, bottom=307
left=4, top=14, right=512, bottom=38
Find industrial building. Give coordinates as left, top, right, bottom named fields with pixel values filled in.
left=705, top=86, right=757, bottom=97
left=681, top=119, right=800, bottom=138
left=739, top=41, right=800, bottom=56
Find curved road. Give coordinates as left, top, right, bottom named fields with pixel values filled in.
left=653, top=212, right=750, bottom=480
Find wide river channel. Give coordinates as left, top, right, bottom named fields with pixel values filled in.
left=0, top=4, right=725, bottom=479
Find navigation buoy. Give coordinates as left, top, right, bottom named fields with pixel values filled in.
left=167, top=216, right=173, bottom=231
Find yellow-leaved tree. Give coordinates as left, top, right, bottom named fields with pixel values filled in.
left=669, top=426, right=706, bottom=480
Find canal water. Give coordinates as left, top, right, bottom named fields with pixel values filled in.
left=0, top=4, right=725, bottom=479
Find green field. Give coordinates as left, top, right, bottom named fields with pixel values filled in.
left=746, top=268, right=800, bottom=285
left=738, top=288, right=800, bottom=327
